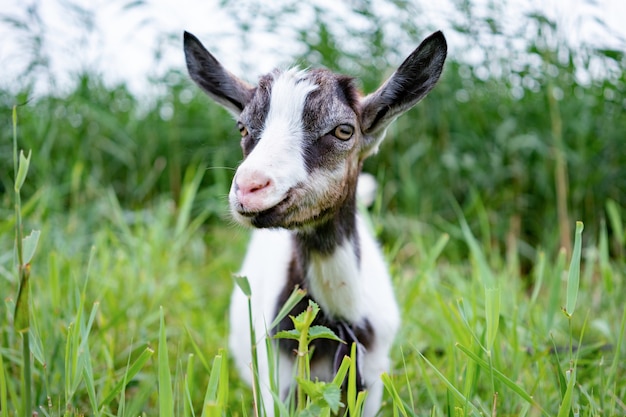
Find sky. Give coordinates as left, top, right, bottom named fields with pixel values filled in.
left=1, top=0, right=624, bottom=98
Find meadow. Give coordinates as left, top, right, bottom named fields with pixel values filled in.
left=1, top=1, right=625, bottom=416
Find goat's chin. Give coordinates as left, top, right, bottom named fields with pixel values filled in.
left=231, top=199, right=333, bottom=231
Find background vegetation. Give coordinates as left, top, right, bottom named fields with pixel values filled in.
left=1, top=0, right=625, bottom=416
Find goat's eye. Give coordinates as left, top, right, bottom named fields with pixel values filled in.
left=237, top=122, right=249, bottom=137
left=333, top=124, right=354, bottom=140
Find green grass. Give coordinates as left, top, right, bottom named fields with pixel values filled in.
left=1, top=112, right=625, bottom=416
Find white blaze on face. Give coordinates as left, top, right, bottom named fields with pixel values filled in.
left=230, top=68, right=318, bottom=216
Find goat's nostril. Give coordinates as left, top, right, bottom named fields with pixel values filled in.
left=249, top=179, right=271, bottom=193
left=235, top=172, right=273, bottom=196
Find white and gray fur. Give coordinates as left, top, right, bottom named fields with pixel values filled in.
left=184, top=30, right=447, bottom=416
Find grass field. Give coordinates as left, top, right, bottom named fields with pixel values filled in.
left=2, top=1, right=626, bottom=414
left=1, top=104, right=625, bottom=415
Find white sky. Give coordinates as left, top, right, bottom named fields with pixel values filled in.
left=1, top=0, right=624, bottom=98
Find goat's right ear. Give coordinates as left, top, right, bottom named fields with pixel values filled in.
left=183, top=31, right=254, bottom=116
left=359, top=31, right=447, bottom=156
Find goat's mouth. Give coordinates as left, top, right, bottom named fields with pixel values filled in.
left=232, top=192, right=295, bottom=228
left=233, top=189, right=332, bottom=230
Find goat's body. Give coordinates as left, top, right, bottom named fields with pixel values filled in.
left=229, top=214, right=399, bottom=415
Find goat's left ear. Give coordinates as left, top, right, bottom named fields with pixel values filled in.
left=183, top=31, right=254, bottom=116
left=360, top=31, right=447, bottom=154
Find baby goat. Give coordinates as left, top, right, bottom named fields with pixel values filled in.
left=184, top=31, right=447, bottom=416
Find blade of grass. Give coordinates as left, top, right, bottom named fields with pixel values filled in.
left=381, top=373, right=410, bottom=417
left=269, top=287, right=306, bottom=331
left=414, top=347, right=442, bottom=412
left=79, top=301, right=100, bottom=416
left=217, top=349, right=229, bottom=413
left=484, top=286, right=500, bottom=352
left=605, top=199, right=624, bottom=255
left=529, top=251, right=546, bottom=306
left=346, top=343, right=358, bottom=416
left=183, top=326, right=211, bottom=373
left=416, top=349, right=485, bottom=416
left=556, top=367, right=576, bottom=417
left=547, top=248, right=567, bottom=330
left=201, top=355, right=221, bottom=417
left=400, top=349, right=416, bottom=411
left=0, top=350, right=8, bottom=417
left=598, top=220, right=613, bottom=293
left=98, top=346, right=154, bottom=408
left=606, top=306, right=626, bottom=415
left=159, top=307, right=174, bottom=417
left=564, top=222, right=584, bottom=318
left=233, top=275, right=264, bottom=416
left=184, top=354, right=195, bottom=417
left=455, top=343, right=550, bottom=417
left=174, top=164, right=205, bottom=238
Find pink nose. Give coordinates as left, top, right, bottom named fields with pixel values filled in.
left=235, top=171, right=273, bottom=211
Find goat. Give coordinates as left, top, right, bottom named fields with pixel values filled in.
left=184, top=30, right=447, bottom=416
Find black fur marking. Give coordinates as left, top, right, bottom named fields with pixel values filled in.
left=296, top=198, right=359, bottom=257
left=239, top=74, right=274, bottom=156
left=300, top=72, right=360, bottom=174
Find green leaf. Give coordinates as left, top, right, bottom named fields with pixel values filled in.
left=233, top=275, right=251, bottom=297
left=297, top=377, right=321, bottom=399
left=564, top=222, right=584, bottom=317
left=14, top=149, right=31, bottom=192
left=321, top=384, right=342, bottom=413
left=307, top=325, right=344, bottom=343
left=22, top=230, right=40, bottom=265
left=274, top=328, right=301, bottom=341
left=293, top=300, right=320, bottom=331
left=299, top=404, right=323, bottom=417
left=13, top=267, right=30, bottom=332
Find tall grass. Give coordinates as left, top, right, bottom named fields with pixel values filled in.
left=2, top=2, right=625, bottom=260
left=2, top=109, right=624, bottom=414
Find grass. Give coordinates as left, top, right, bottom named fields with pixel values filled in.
left=2, top=106, right=625, bottom=417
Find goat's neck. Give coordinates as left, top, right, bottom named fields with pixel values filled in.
left=291, top=196, right=363, bottom=321
left=295, top=199, right=358, bottom=256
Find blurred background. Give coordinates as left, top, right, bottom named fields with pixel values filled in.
left=1, top=0, right=625, bottom=268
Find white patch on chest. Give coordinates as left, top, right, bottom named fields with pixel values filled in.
left=307, top=240, right=363, bottom=322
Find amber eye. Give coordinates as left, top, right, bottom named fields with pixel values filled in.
left=334, top=124, right=354, bottom=140
left=237, top=122, right=248, bottom=137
